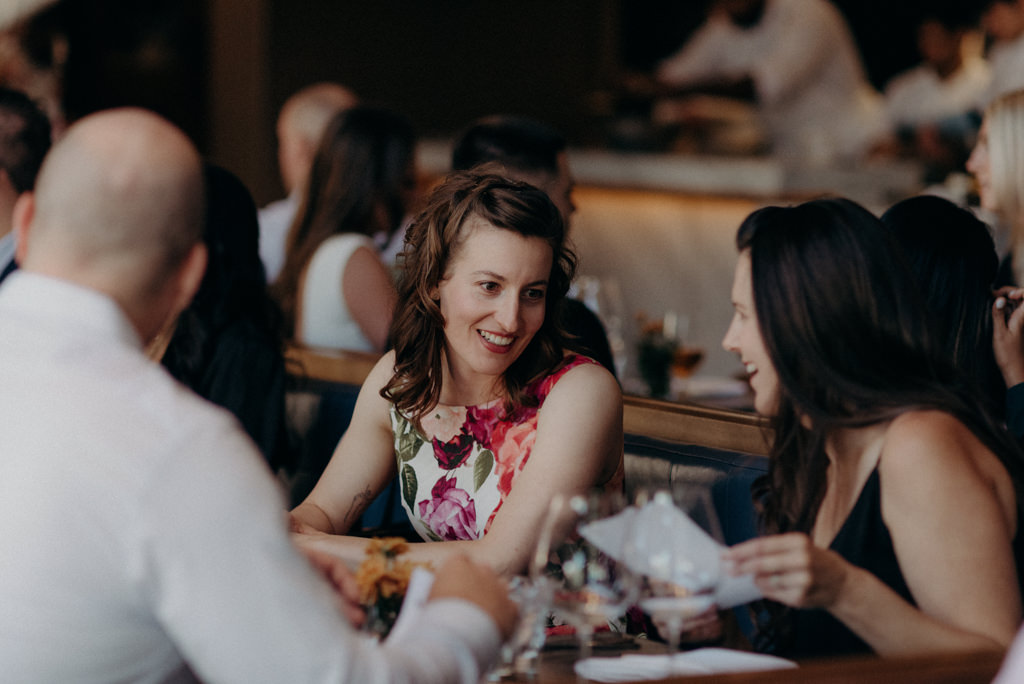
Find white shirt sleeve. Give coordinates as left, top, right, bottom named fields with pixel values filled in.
left=655, top=17, right=734, bottom=85
left=131, top=418, right=500, bottom=684
left=748, top=2, right=838, bottom=105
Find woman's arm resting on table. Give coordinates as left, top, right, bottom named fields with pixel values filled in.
left=725, top=411, right=1021, bottom=655
left=290, top=353, right=399, bottom=561
left=296, top=360, right=622, bottom=573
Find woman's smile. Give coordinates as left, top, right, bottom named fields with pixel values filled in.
left=436, top=217, right=553, bottom=402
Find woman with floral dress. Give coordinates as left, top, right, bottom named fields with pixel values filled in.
left=289, top=169, right=624, bottom=576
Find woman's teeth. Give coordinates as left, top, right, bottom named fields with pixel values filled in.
left=479, top=330, right=514, bottom=346
left=745, top=362, right=757, bottom=374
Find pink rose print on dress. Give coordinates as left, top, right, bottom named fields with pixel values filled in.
left=432, top=431, right=475, bottom=470
left=484, top=419, right=538, bottom=532
left=418, top=476, right=478, bottom=540
left=465, top=404, right=502, bottom=447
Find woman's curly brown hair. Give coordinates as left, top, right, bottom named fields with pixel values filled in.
left=382, top=168, right=577, bottom=426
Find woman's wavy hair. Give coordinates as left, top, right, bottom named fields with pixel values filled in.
left=270, top=105, right=415, bottom=336
left=739, top=198, right=1023, bottom=537
left=382, top=168, right=576, bottom=425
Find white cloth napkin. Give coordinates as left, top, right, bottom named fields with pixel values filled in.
left=574, top=648, right=797, bottom=682
left=384, top=567, right=434, bottom=643
left=579, top=502, right=763, bottom=609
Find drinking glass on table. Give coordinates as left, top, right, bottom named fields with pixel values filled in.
left=625, top=488, right=723, bottom=654
left=529, top=491, right=638, bottom=664
left=486, top=575, right=551, bottom=681
left=668, top=313, right=705, bottom=396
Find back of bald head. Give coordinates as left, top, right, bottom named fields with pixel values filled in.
left=279, top=82, right=359, bottom=146
left=26, top=107, right=204, bottom=292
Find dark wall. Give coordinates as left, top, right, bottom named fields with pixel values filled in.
left=266, top=0, right=617, bottom=146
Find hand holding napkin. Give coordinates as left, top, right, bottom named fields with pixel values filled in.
left=579, top=499, right=763, bottom=609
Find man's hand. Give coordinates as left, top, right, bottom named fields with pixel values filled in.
left=428, top=555, right=519, bottom=640
left=303, top=548, right=366, bottom=627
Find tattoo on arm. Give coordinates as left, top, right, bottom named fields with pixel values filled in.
left=341, top=487, right=375, bottom=531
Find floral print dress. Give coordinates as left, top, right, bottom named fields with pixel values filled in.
left=390, top=355, right=604, bottom=542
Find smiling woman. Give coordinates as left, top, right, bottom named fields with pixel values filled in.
left=289, top=170, right=624, bottom=577
left=720, top=198, right=1024, bottom=660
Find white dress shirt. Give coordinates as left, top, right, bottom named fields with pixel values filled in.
left=657, top=0, right=887, bottom=165
left=884, top=56, right=991, bottom=127
left=0, top=272, right=499, bottom=684
left=986, top=34, right=1024, bottom=107
left=258, top=194, right=298, bottom=283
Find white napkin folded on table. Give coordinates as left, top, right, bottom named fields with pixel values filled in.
left=574, top=648, right=797, bottom=682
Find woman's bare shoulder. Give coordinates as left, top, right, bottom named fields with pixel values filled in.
left=881, top=410, right=996, bottom=484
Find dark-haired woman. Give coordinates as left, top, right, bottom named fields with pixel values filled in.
left=289, top=170, right=623, bottom=576
left=720, top=198, right=1023, bottom=657
left=159, top=164, right=287, bottom=470
left=270, top=106, right=411, bottom=352
left=880, top=195, right=1006, bottom=418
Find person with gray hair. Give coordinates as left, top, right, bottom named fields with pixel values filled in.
left=0, top=107, right=515, bottom=684
left=259, top=81, right=358, bottom=281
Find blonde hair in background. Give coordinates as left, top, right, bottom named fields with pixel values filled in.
left=986, top=89, right=1024, bottom=283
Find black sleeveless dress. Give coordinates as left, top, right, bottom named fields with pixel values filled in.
left=756, top=468, right=912, bottom=658
left=758, top=467, right=1024, bottom=658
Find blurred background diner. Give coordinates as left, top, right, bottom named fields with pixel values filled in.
left=0, top=0, right=1004, bottom=409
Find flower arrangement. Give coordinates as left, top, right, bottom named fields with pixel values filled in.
left=355, top=537, right=430, bottom=639
left=636, top=312, right=678, bottom=398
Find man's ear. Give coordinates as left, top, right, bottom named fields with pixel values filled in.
left=171, top=242, right=208, bottom=316
left=12, top=191, right=35, bottom=266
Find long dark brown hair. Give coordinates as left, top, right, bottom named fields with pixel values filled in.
left=270, top=105, right=415, bottom=336
left=382, top=169, right=576, bottom=426
left=739, top=198, right=1023, bottom=536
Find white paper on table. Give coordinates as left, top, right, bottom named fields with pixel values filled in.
left=574, top=648, right=797, bottom=682
left=579, top=503, right=763, bottom=609
left=384, top=567, right=434, bottom=643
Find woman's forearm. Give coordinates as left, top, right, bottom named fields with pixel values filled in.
left=830, top=565, right=1011, bottom=656
left=290, top=501, right=338, bottom=534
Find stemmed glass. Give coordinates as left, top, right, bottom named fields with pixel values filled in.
left=530, top=491, right=638, bottom=666
left=625, top=487, right=723, bottom=654
left=486, top=575, right=551, bottom=681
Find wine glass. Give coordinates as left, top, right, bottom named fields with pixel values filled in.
left=530, top=491, right=638, bottom=665
left=486, top=575, right=551, bottom=681
left=625, top=487, right=723, bottom=654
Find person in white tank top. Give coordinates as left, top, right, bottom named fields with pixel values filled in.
left=270, top=106, right=416, bottom=352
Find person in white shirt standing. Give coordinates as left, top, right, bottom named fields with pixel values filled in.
left=259, top=82, right=358, bottom=282
left=980, top=0, right=1024, bottom=107
left=0, top=106, right=515, bottom=684
left=877, top=10, right=990, bottom=180
left=654, top=0, right=887, bottom=166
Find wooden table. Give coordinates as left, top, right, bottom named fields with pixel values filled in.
left=511, top=638, right=1004, bottom=684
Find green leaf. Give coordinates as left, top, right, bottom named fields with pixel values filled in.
left=473, top=449, right=494, bottom=492
left=400, top=464, right=418, bottom=511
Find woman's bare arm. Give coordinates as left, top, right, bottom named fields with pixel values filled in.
left=293, top=361, right=624, bottom=576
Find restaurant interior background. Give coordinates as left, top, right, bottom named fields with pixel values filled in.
left=16, top=0, right=955, bottom=401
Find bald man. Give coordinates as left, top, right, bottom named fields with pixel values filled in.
left=0, top=108, right=514, bottom=684
left=259, top=82, right=357, bottom=281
